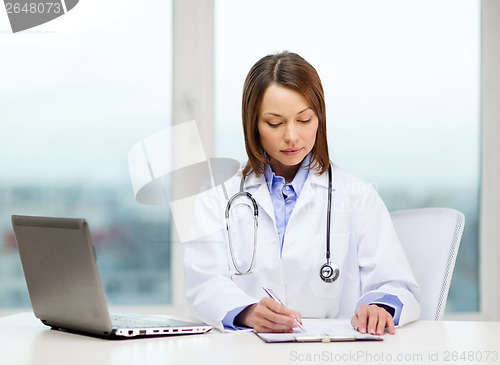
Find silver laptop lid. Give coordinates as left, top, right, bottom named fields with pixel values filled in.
left=12, top=215, right=113, bottom=336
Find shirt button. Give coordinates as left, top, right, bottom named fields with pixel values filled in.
left=285, top=186, right=290, bottom=191
left=286, top=200, right=292, bottom=204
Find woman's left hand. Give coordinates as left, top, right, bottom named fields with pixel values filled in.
left=351, top=304, right=395, bottom=335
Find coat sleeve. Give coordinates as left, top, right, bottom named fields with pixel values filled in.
left=353, top=184, right=421, bottom=326
left=183, top=183, right=259, bottom=331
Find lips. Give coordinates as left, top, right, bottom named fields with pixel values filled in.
left=281, top=148, right=303, bottom=156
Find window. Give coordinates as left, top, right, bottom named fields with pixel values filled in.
left=0, top=0, right=172, bottom=308
left=215, top=0, right=480, bottom=312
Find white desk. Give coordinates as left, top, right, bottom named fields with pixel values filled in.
left=0, top=312, right=499, bottom=365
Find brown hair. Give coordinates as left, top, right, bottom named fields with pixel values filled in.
left=241, top=51, right=330, bottom=177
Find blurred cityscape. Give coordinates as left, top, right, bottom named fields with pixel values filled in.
left=0, top=182, right=478, bottom=312
left=0, top=183, right=171, bottom=309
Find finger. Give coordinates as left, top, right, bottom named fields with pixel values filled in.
left=386, top=313, right=396, bottom=335
left=290, top=310, right=302, bottom=321
left=254, top=299, right=296, bottom=331
left=290, top=310, right=303, bottom=325
left=253, top=310, right=296, bottom=333
left=262, top=298, right=302, bottom=324
left=254, top=319, right=295, bottom=332
left=350, top=314, right=359, bottom=331
left=367, top=306, right=380, bottom=335
left=258, top=308, right=294, bottom=327
left=261, top=297, right=290, bottom=315
left=265, top=308, right=296, bottom=327
left=261, top=298, right=299, bottom=327
left=355, top=305, right=369, bottom=334
left=375, top=312, right=387, bottom=336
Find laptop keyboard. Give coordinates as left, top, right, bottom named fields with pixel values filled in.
left=109, top=314, right=181, bottom=328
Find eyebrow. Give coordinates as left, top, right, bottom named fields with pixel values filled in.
left=263, top=107, right=311, bottom=117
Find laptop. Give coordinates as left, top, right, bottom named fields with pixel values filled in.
left=11, top=215, right=212, bottom=339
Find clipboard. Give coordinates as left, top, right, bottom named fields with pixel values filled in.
left=253, top=320, right=383, bottom=343
left=255, top=332, right=382, bottom=343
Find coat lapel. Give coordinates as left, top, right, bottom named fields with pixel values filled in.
left=293, top=169, right=329, bottom=215
left=243, top=171, right=276, bottom=226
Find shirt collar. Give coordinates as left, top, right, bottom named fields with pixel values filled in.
left=263, top=153, right=312, bottom=196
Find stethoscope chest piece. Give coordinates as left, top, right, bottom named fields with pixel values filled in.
left=320, top=262, right=340, bottom=283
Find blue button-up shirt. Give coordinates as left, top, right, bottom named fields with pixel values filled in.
left=263, top=154, right=310, bottom=255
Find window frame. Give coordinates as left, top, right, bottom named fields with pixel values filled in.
left=478, top=0, right=500, bottom=322
left=171, top=0, right=216, bottom=315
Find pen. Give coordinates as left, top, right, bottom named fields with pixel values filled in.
left=262, top=286, right=305, bottom=331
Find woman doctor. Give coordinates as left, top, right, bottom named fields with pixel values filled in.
left=184, top=51, right=420, bottom=335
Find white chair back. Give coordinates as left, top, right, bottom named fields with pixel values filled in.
left=390, top=208, right=465, bottom=320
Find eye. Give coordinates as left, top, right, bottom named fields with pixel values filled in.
left=298, top=118, right=311, bottom=124
left=266, top=121, right=281, bottom=128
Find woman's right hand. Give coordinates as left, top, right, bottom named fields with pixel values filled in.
left=234, top=297, right=302, bottom=332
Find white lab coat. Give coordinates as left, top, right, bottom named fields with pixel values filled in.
left=184, top=164, right=420, bottom=331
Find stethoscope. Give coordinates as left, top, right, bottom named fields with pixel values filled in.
left=224, top=163, right=340, bottom=283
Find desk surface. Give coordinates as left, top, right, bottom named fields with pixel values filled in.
left=1, top=312, right=499, bottom=365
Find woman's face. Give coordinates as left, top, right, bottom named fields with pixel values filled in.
left=258, top=83, right=318, bottom=180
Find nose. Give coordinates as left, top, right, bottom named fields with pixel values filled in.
left=284, top=123, right=298, bottom=144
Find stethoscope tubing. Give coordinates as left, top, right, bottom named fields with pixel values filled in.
left=325, top=164, right=332, bottom=265
left=225, top=192, right=258, bottom=275
left=225, top=163, right=339, bottom=282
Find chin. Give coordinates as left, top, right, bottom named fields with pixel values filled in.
left=280, top=155, right=306, bottom=166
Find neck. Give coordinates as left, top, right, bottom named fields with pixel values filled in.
left=269, top=160, right=301, bottom=184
